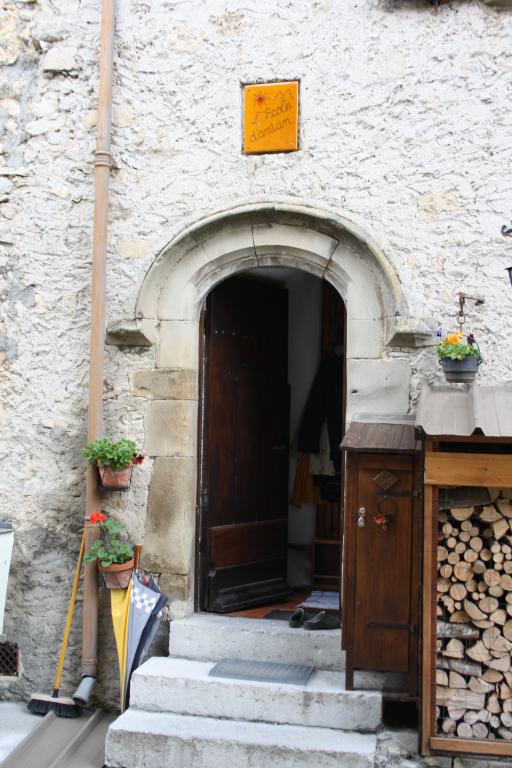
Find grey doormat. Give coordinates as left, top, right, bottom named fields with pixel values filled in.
left=209, top=658, right=314, bottom=686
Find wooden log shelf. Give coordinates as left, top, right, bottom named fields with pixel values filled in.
left=422, top=437, right=512, bottom=758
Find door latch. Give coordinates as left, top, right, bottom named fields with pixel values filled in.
left=357, top=507, right=366, bottom=528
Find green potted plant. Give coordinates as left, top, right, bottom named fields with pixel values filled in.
left=436, top=328, right=482, bottom=383
left=83, top=438, right=144, bottom=491
left=84, top=512, right=134, bottom=588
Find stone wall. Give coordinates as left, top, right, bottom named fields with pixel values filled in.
left=0, top=0, right=511, bottom=707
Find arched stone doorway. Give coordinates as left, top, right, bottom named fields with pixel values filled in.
left=135, top=202, right=415, bottom=617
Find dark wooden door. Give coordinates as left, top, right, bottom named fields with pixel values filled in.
left=200, top=276, right=291, bottom=613
left=351, top=454, right=415, bottom=673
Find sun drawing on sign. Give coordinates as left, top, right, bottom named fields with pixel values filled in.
left=253, top=90, right=266, bottom=107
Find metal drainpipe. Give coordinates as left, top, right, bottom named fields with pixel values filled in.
left=73, top=0, right=116, bottom=706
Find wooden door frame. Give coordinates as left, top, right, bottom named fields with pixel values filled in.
left=194, top=276, right=348, bottom=614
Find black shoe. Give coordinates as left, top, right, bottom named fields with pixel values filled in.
left=303, top=610, right=338, bottom=630
left=288, top=607, right=305, bottom=628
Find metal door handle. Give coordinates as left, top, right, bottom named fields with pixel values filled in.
left=357, top=507, right=366, bottom=528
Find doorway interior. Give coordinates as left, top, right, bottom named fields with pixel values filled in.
left=196, top=267, right=346, bottom=619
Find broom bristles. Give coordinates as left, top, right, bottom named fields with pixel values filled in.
left=28, top=692, right=81, bottom=718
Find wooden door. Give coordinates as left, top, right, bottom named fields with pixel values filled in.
left=200, top=276, right=291, bottom=613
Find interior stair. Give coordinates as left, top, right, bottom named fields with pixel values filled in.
left=105, top=614, right=382, bottom=768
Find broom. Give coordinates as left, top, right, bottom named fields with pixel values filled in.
left=28, top=532, right=85, bottom=717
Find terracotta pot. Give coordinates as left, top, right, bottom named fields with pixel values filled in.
left=440, top=356, right=482, bottom=384
left=97, top=461, right=133, bottom=491
left=99, top=559, right=134, bottom=589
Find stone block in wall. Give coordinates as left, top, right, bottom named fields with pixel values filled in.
left=142, top=457, right=195, bottom=575
left=346, top=359, right=411, bottom=419
left=144, top=400, right=197, bottom=457
left=157, top=573, right=191, bottom=619
left=133, top=369, right=197, bottom=400
left=42, top=46, right=78, bottom=73
left=157, top=320, right=199, bottom=370
left=346, top=318, right=382, bottom=359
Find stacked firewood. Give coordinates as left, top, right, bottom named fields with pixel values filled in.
left=436, top=492, right=512, bottom=740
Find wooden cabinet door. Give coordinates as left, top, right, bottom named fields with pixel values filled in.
left=351, top=454, right=415, bottom=673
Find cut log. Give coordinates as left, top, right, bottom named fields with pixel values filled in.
left=449, top=671, right=466, bottom=689
left=450, top=584, right=467, bottom=601
left=436, top=687, right=485, bottom=710
left=448, top=552, right=461, bottom=565
left=500, top=573, right=512, bottom=591
left=482, top=669, right=503, bottom=684
left=454, top=562, right=472, bottom=582
left=442, top=522, right=454, bottom=536
left=504, top=700, right=512, bottom=713
left=437, top=577, right=451, bottom=593
left=450, top=611, right=470, bottom=624
left=490, top=609, right=507, bottom=626
left=494, top=553, right=505, bottom=564
left=468, top=676, right=494, bottom=694
left=466, top=578, right=478, bottom=592
left=477, top=708, right=492, bottom=723
left=497, top=500, right=512, bottom=519
left=457, top=722, right=473, bottom=739
left=504, top=561, right=512, bottom=574
left=483, top=569, right=500, bottom=588
left=481, top=549, right=492, bottom=562
left=436, top=669, right=449, bottom=686
left=464, top=549, right=478, bottom=563
left=440, top=564, right=453, bottom=578
left=467, top=640, right=491, bottom=663
left=483, top=626, right=501, bottom=649
left=459, top=532, right=470, bottom=543
left=441, top=718, right=456, bottom=734
left=500, top=683, right=512, bottom=701
left=452, top=507, right=474, bottom=522
left=437, top=621, right=479, bottom=640
left=503, top=621, right=512, bottom=641
left=438, top=657, right=482, bottom=676
left=448, top=707, right=466, bottom=720
left=463, top=710, right=478, bottom=725
left=481, top=506, right=502, bottom=523
left=480, top=596, right=499, bottom=614
left=446, top=536, right=457, bottom=549
left=502, top=712, right=512, bottom=729
left=488, top=654, right=511, bottom=672
left=474, top=619, right=494, bottom=629
left=472, top=561, right=486, bottom=575
left=443, top=638, right=465, bottom=659
left=491, top=715, right=501, bottom=728
left=437, top=546, right=449, bottom=562
left=470, top=537, right=483, bottom=552
left=488, top=586, right=504, bottom=598
left=492, top=542, right=502, bottom=554
left=461, top=520, right=473, bottom=532
left=488, top=693, right=502, bottom=713
left=464, top=599, right=486, bottom=622
left=472, top=722, right=489, bottom=739
left=494, top=518, right=510, bottom=541
left=498, top=727, right=512, bottom=739
left=491, top=635, right=512, bottom=654
left=478, top=582, right=487, bottom=593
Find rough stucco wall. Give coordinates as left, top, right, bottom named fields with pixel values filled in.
left=0, top=0, right=511, bottom=706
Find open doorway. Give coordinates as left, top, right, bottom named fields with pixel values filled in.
left=196, top=268, right=346, bottom=617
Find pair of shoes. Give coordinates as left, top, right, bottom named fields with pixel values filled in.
left=288, top=607, right=304, bottom=628
left=304, top=610, right=328, bottom=630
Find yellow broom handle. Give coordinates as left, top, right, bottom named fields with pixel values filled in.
left=53, top=532, right=85, bottom=693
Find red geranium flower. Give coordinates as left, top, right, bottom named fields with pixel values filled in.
left=132, top=453, right=145, bottom=465
left=90, top=512, right=107, bottom=524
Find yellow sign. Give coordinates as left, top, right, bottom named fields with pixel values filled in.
left=243, top=81, right=299, bottom=154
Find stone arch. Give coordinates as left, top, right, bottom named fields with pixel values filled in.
left=136, top=202, right=418, bottom=615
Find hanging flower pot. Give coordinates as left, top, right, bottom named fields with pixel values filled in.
left=82, top=438, right=145, bottom=492
left=436, top=329, right=482, bottom=384
left=440, top=356, right=482, bottom=384
left=99, top=559, right=134, bottom=589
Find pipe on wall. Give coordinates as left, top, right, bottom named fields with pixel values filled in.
left=74, top=0, right=115, bottom=705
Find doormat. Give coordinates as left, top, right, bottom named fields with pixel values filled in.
left=300, top=590, right=339, bottom=611
left=264, top=609, right=340, bottom=629
left=209, top=658, right=314, bottom=686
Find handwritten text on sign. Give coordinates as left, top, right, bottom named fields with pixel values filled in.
left=243, top=81, right=299, bottom=154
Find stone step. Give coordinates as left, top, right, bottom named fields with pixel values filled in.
left=170, top=613, right=345, bottom=671
left=130, top=657, right=381, bottom=731
left=105, top=710, right=377, bottom=768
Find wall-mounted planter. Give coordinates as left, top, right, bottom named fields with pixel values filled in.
left=99, top=559, right=134, bottom=589
left=97, top=462, right=133, bottom=491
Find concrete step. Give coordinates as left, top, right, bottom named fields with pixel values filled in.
left=130, top=657, right=381, bottom=731
left=170, top=613, right=345, bottom=671
left=105, top=710, right=377, bottom=768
